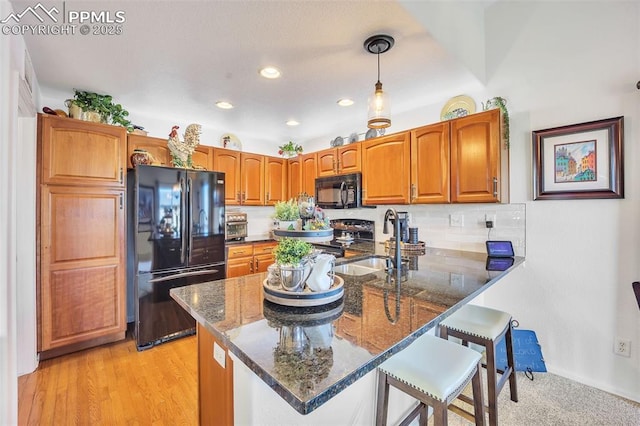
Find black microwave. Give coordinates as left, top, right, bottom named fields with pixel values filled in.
left=315, top=173, right=363, bottom=209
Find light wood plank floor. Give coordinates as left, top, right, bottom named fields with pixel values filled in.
left=18, top=333, right=198, bottom=425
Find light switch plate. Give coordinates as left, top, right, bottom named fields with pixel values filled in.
left=213, top=342, right=226, bottom=368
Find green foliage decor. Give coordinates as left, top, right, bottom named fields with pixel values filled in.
left=274, top=238, right=313, bottom=266
left=483, top=96, right=509, bottom=148
left=71, top=89, right=133, bottom=132
left=278, top=141, right=303, bottom=157
left=273, top=198, right=300, bottom=221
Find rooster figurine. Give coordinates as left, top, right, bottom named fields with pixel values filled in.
left=167, top=123, right=201, bottom=168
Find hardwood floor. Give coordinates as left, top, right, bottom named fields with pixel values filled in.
left=18, top=331, right=198, bottom=425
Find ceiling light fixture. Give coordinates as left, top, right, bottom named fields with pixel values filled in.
left=259, top=66, right=281, bottom=79
left=337, top=98, right=354, bottom=107
left=364, top=34, right=394, bottom=129
left=286, top=120, right=300, bottom=126
left=215, top=101, right=234, bottom=109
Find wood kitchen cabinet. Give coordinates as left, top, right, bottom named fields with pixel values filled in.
left=316, top=144, right=361, bottom=177
left=198, top=323, right=234, bottom=426
left=361, top=132, right=411, bottom=205
left=127, top=133, right=213, bottom=170
left=300, top=152, right=317, bottom=197
left=287, top=156, right=302, bottom=199
left=264, top=156, right=288, bottom=205
left=213, top=148, right=265, bottom=206
left=450, top=108, right=505, bottom=203
left=226, top=241, right=277, bottom=278
left=37, top=114, right=127, bottom=359
left=410, top=122, right=451, bottom=203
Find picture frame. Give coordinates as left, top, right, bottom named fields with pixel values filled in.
left=138, top=186, right=154, bottom=232
left=532, top=116, right=624, bottom=200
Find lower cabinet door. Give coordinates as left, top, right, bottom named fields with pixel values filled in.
left=39, top=185, right=126, bottom=356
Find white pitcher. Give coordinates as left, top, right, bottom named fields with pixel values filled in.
left=306, top=254, right=334, bottom=292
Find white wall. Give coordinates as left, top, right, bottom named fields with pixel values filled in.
left=477, top=1, right=640, bottom=401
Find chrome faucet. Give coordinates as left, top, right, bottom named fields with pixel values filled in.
left=383, top=208, right=403, bottom=274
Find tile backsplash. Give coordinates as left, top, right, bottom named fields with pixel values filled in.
left=239, top=203, right=526, bottom=257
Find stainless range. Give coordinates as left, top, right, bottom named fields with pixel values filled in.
left=313, top=218, right=375, bottom=257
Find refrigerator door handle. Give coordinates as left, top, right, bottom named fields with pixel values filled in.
left=148, top=269, right=221, bottom=283
left=180, top=177, right=187, bottom=264
left=187, top=176, right=194, bottom=264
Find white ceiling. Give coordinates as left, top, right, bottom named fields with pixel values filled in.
left=14, top=0, right=487, bottom=147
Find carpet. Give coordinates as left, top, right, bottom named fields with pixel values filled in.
left=444, top=371, right=640, bottom=426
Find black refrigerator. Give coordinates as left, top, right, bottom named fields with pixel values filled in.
left=127, top=165, right=226, bottom=350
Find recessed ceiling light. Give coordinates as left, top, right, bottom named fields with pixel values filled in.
left=260, top=66, right=281, bottom=79
left=337, top=98, right=354, bottom=107
left=286, top=120, right=300, bottom=126
left=215, top=101, right=234, bottom=109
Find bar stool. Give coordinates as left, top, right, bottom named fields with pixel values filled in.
left=439, top=304, right=518, bottom=426
left=376, top=334, right=485, bottom=426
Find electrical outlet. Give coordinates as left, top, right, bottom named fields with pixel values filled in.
left=450, top=213, right=464, bottom=227
left=614, top=338, right=631, bottom=357
left=485, top=214, right=497, bottom=228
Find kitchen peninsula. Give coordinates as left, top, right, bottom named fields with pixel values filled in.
left=171, top=248, right=524, bottom=425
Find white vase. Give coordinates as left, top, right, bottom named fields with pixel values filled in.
left=276, top=220, right=300, bottom=231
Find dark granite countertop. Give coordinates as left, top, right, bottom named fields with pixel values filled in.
left=170, top=247, right=524, bottom=415
left=225, top=234, right=275, bottom=245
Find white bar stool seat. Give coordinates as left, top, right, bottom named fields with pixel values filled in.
left=376, top=334, right=485, bottom=426
left=439, top=304, right=518, bottom=426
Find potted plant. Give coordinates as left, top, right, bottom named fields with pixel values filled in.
left=67, top=89, right=134, bottom=132
left=273, top=198, right=300, bottom=230
left=278, top=141, right=303, bottom=158
left=482, top=96, right=509, bottom=148
left=273, top=238, right=313, bottom=292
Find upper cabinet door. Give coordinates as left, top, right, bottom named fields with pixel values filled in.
left=316, top=148, right=337, bottom=177
left=39, top=114, right=126, bottom=187
left=450, top=109, right=501, bottom=203
left=301, top=153, right=317, bottom=197
left=213, top=148, right=242, bottom=205
left=264, top=156, right=287, bottom=205
left=127, top=134, right=171, bottom=168
left=316, top=145, right=361, bottom=177
left=410, top=122, right=450, bottom=204
left=287, top=156, right=302, bottom=200
left=240, top=153, right=265, bottom=205
left=336, top=144, right=361, bottom=175
left=361, top=132, right=411, bottom=205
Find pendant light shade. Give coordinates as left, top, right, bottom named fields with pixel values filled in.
left=364, top=34, right=394, bottom=129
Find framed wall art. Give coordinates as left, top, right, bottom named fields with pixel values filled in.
left=532, top=116, right=624, bottom=200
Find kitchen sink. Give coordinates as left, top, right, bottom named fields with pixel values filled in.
left=349, top=257, right=389, bottom=270
left=333, top=256, right=389, bottom=276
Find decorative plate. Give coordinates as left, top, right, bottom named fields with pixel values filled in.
left=333, top=136, right=344, bottom=146
left=263, top=275, right=344, bottom=307
left=348, top=133, right=359, bottom=143
left=365, top=128, right=377, bottom=140
left=440, top=95, right=476, bottom=121
left=220, top=133, right=242, bottom=150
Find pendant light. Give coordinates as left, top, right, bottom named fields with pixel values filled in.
left=364, top=34, right=394, bottom=129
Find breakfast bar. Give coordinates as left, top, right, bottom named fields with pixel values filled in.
left=171, top=248, right=524, bottom=425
